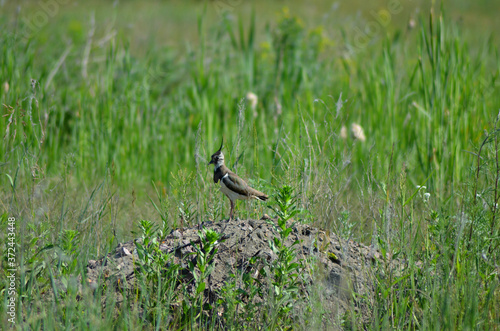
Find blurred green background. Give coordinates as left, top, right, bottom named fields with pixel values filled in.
left=1, top=0, right=499, bottom=242
left=2, top=1, right=500, bottom=328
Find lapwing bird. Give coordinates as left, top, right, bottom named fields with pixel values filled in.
left=209, top=140, right=268, bottom=220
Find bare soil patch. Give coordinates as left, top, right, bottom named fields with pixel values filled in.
left=85, top=217, right=384, bottom=327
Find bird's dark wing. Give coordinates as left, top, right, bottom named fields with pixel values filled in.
left=222, top=172, right=251, bottom=197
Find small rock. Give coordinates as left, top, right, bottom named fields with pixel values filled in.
left=116, top=245, right=132, bottom=257
left=88, top=260, right=97, bottom=269
left=260, top=214, right=271, bottom=220
left=171, top=230, right=182, bottom=239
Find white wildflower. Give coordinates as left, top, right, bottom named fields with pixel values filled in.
left=423, top=192, right=430, bottom=203
left=246, top=92, right=258, bottom=118
left=351, top=123, right=366, bottom=142
left=246, top=92, right=258, bottom=109
left=408, top=18, right=416, bottom=30
left=340, top=125, right=348, bottom=140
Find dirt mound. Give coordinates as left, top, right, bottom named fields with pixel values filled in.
left=86, top=217, right=381, bottom=327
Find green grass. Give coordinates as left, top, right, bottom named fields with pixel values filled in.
left=1, top=0, right=500, bottom=329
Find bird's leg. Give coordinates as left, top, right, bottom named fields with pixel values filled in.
left=229, top=200, right=234, bottom=221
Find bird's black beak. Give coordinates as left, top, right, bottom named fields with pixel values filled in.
left=208, top=159, right=214, bottom=165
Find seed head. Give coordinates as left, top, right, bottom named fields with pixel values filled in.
left=246, top=92, right=258, bottom=110
left=340, top=125, right=348, bottom=140
left=351, top=123, right=366, bottom=142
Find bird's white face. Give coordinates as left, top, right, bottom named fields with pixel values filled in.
left=209, top=151, right=225, bottom=169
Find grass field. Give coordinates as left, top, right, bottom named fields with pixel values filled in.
left=1, top=0, right=500, bottom=329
